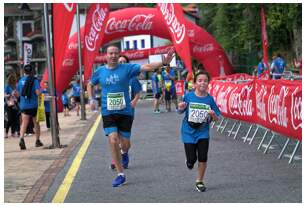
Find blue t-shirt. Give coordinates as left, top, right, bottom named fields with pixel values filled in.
left=179, top=91, right=221, bottom=144
left=41, top=88, right=51, bottom=113
left=5, top=85, right=14, bottom=95
left=271, top=57, right=286, bottom=79
left=151, top=73, right=162, bottom=94
left=72, top=83, right=81, bottom=97
left=90, top=63, right=141, bottom=116
left=129, top=77, right=142, bottom=116
left=17, top=76, right=40, bottom=110
left=162, top=69, right=176, bottom=94
left=257, top=61, right=265, bottom=76
left=62, top=93, right=69, bottom=105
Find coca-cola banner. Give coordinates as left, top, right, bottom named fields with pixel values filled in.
left=211, top=80, right=256, bottom=123
left=83, top=3, right=109, bottom=82
left=255, top=79, right=302, bottom=141
left=95, top=45, right=174, bottom=63
left=156, top=3, right=192, bottom=73
left=41, top=7, right=232, bottom=93
left=52, top=3, right=76, bottom=83
left=209, top=79, right=302, bottom=141
left=175, top=80, right=185, bottom=96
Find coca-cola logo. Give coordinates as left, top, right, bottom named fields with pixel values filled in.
left=62, top=58, right=74, bottom=67
left=105, top=14, right=154, bottom=35
left=64, top=3, right=74, bottom=12
left=290, top=86, right=302, bottom=130
left=268, top=86, right=288, bottom=127
left=256, top=84, right=267, bottom=121
left=126, top=51, right=145, bottom=59
left=153, top=46, right=173, bottom=55
left=158, top=3, right=186, bottom=44
left=228, top=85, right=253, bottom=116
left=193, top=44, right=214, bottom=53
left=85, top=5, right=108, bottom=52
left=216, top=85, right=232, bottom=114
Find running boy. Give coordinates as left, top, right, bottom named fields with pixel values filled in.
left=177, top=70, right=220, bottom=192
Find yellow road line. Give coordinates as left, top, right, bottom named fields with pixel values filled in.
left=52, top=115, right=101, bottom=203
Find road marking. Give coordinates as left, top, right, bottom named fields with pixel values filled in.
left=52, top=115, right=101, bottom=203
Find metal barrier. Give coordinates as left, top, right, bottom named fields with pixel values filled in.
left=213, top=117, right=302, bottom=164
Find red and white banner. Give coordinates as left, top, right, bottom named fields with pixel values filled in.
left=175, top=80, right=185, bottom=96
left=52, top=3, right=76, bottom=82
left=255, top=79, right=302, bottom=141
left=260, top=7, right=269, bottom=69
left=83, top=3, right=109, bottom=82
left=209, top=78, right=302, bottom=141
left=41, top=7, right=232, bottom=93
left=156, top=3, right=192, bottom=73
left=95, top=45, right=174, bottom=63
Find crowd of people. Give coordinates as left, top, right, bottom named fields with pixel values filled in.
left=256, top=53, right=302, bottom=79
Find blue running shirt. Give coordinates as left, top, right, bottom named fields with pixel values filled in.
left=90, top=63, right=141, bottom=116
left=129, top=77, right=142, bottom=116
left=180, top=91, right=221, bottom=144
left=17, top=76, right=40, bottom=110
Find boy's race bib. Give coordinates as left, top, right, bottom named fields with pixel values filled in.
left=188, top=102, right=211, bottom=123
left=107, top=92, right=126, bottom=110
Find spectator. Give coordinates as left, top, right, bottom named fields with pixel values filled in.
left=270, top=54, right=286, bottom=79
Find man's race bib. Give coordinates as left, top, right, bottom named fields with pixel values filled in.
left=107, top=92, right=126, bottom=110
left=188, top=102, right=211, bottom=123
left=165, top=80, right=172, bottom=91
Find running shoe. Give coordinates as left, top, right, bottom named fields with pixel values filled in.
left=195, top=181, right=206, bottom=192
left=186, top=160, right=194, bottom=170
left=122, top=153, right=129, bottom=169
left=112, top=174, right=126, bottom=187
left=35, top=139, right=44, bottom=147
left=19, top=138, right=26, bottom=150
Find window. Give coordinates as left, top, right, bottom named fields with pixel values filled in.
left=133, top=40, right=137, bottom=49
left=22, top=21, right=34, bottom=37
left=125, top=41, right=130, bottom=50
left=141, top=39, right=145, bottom=48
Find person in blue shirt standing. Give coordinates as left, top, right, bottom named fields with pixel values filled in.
left=71, top=79, right=81, bottom=116
left=270, top=53, right=286, bottom=79
left=151, top=68, right=163, bottom=113
left=257, top=58, right=267, bottom=77
left=87, top=45, right=174, bottom=187
left=41, top=81, right=51, bottom=129
left=61, top=89, right=70, bottom=116
left=162, top=65, right=178, bottom=112
left=177, top=70, right=221, bottom=192
left=110, top=55, right=142, bottom=170
left=17, top=64, right=43, bottom=150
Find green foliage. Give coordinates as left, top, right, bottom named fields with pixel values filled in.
left=198, top=3, right=301, bottom=72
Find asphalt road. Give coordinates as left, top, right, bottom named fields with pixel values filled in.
left=43, top=100, right=302, bottom=203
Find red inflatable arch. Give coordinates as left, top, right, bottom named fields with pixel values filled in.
left=41, top=7, right=233, bottom=93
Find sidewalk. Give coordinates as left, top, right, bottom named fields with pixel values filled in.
left=4, top=106, right=99, bottom=203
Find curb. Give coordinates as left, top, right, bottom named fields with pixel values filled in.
left=23, top=113, right=100, bottom=203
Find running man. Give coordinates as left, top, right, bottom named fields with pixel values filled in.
left=109, top=54, right=142, bottom=170
left=87, top=45, right=174, bottom=187
left=177, top=70, right=220, bottom=192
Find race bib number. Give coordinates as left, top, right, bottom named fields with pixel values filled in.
left=165, top=80, right=172, bottom=91
left=107, top=92, right=126, bottom=110
left=188, top=102, right=211, bottom=123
